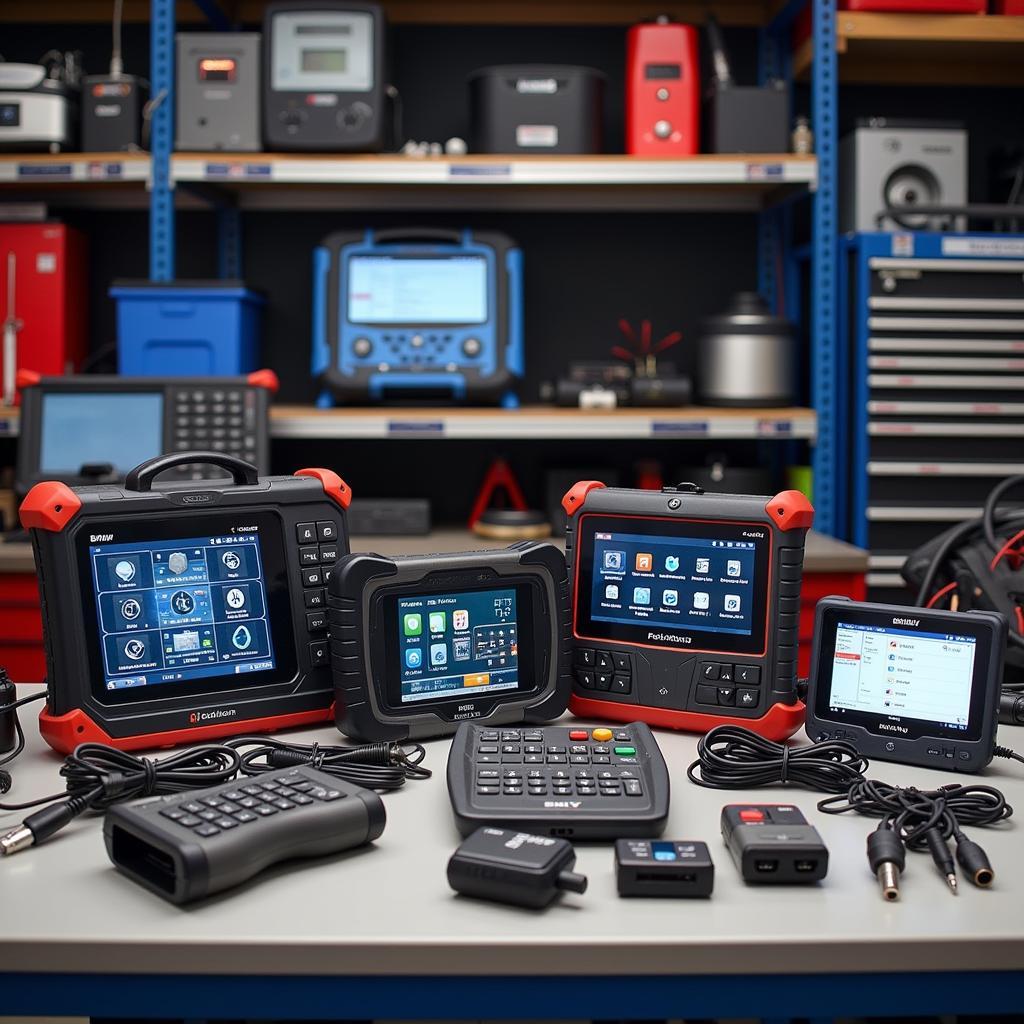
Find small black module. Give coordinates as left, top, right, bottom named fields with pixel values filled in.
left=721, top=804, right=829, bottom=884
left=615, top=839, right=714, bottom=898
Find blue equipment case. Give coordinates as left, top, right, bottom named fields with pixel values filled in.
left=111, top=280, right=264, bottom=377
left=312, top=227, right=523, bottom=406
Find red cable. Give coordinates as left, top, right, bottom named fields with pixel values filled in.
left=925, top=581, right=958, bottom=609
left=990, top=528, right=1024, bottom=571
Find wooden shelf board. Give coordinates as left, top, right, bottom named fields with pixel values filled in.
left=268, top=404, right=817, bottom=440
left=795, top=12, right=1024, bottom=85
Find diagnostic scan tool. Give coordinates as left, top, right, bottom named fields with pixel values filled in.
left=15, top=369, right=276, bottom=494
left=312, top=227, right=523, bottom=406
left=21, top=452, right=351, bottom=753
left=329, top=542, right=571, bottom=741
left=564, top=481, right=814, bottom=740
left=806, top=597, right=1006, bottom=772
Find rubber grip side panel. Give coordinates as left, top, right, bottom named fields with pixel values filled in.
left=513, top=541, right=572, bottom=723
left=329, top=553, right=403, bottom=742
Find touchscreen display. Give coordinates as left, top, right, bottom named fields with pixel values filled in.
left=828, top=622, right=977, bottom=731
left=395, top=587, right=519, bottom=704
left=89, top=532, right=276, bottom=692
left=347, top=256, right=488, bottom=325
left=574, top=514, right=770, bottom=655
left=40, top=392, right=163, bottom=475
left=591, top=530, right=757, bottom=637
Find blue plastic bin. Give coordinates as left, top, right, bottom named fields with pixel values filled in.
left=111, top=280, right=265, bottom=377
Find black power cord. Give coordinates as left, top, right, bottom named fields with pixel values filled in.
left=0, top=742, right=243, bottom=854
left=0, top=684, right=47, bottom=795
left=0, top=692, right=432, bottom=855
left=225, top=735, right=431, bottom=792
left=688, top=725, right=1016, bottom=900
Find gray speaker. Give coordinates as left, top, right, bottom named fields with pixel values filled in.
left=840, top=118, right=967, bottom=233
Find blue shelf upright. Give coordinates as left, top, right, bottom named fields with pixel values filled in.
left=149, top=0, right=176, bottom=281
left=809, top=0, right=839, bottom=536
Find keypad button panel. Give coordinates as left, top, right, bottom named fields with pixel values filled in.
left=167, top=386, right=258, bottom=477
left=158, top=769, right=347, bottom=836
left=472, top=725, right=645, bottom=800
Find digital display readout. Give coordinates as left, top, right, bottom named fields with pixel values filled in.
left=396, top=586, right=519, bottom=704
left=90, top=531, right=277, bottom=692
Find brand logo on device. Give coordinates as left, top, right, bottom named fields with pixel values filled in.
left=188, top=708, right=238, bottom=724
left=741, top=531, right=765, bottom=539
left=878, top=723, right=909, bottom=734
left=90, top=533, right=114, bottom=543
left=516, top=77, right=557, bottom=94
left=647, top=631, right=693, bottom=645
left=892, top=617, right=920, bottom=627
left=453, top=707, right=482, bottom=721
left=181, top=493, right=214, bottom=505
left=544, top=800, right=582, bottom=809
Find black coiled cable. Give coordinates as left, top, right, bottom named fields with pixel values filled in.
left=819, top=779, right=1012, bottom=850
left=686, top=724, right=870, bottom=794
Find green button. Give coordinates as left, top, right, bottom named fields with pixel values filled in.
left=614, top=745, right=636, bottom=756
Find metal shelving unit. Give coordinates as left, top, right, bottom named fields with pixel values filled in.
left=1, top=0, right=840, bottom=533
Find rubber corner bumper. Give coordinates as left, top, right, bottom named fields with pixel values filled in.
left=562, top=480, right=606, bottom=518
left=296, top=467, right=353, bottom=510
left=15, top=368, right=41, bottom=391
left=246, top=368, right=280, bottom=393
left=19, top=481, right=82, bottom=532
left=38, top=705, right=337, bottom=755
left=765, top=490, right=814, bottom=532
left=567, top=695, right=806, bottom=742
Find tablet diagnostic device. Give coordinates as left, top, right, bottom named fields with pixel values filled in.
left=806, top=597, right=1007, bottom=772
left=564, top=481, right=814, bottom=740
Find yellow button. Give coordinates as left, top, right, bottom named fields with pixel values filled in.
left=592, top=728, right=613, bottom=742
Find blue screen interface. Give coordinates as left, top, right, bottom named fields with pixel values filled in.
left=590, top=530, right=757, bottom=637
left=40, top=392, right=164, bottom=475
left=90, top=532, right=276, bottom=691
left=348, top=255, right=488, bottom=324
left=397, top=587, right=519, bottom=703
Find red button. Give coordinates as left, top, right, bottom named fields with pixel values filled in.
left=739, top=808, right=765, bottom=822
left=568, top=730, right=588, bottom=741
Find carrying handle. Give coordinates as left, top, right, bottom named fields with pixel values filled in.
left=371, top=227, right=462, bottom=245
left=124, top=451, right=259, bottom=492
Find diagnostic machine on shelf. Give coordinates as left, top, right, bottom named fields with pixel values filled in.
left=312, top=228, right=523, bottom=406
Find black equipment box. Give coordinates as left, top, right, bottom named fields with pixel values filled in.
left=21, top=451, right=351, bottom=753
left=447, top=720, right=670, bottom=839
left=348, top=498, right=430, bottom=535
left=81, top=75, right=148, bottom=152
left=329, top=541, right=571, bottom=741
left=105, top=764, right=385, bottom=903
left=469, top=65, right=605, bottom=155
left=705, top=83, right=789, bottom=155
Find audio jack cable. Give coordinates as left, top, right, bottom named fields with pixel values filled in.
left=688, top=725, right=1014, bottom=901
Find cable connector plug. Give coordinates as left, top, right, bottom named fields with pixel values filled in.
left=924, top=828, right=958, bottom=895
left=0, top=794, right=91, bottom=856
left=955, top=834, right=994, bottom=888
left=866, top=824, right=905, bottom=902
